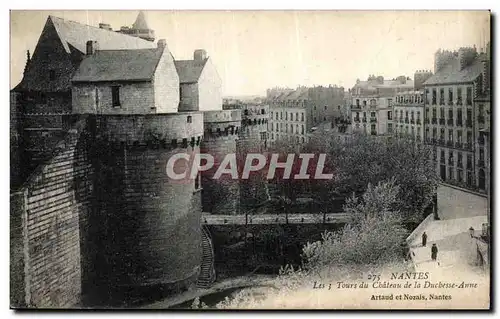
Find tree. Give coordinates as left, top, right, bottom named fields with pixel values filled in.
left=302, top=180, right=408, bottom=269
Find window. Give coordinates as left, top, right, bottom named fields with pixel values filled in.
left=432, top=108, right=437, bottom=119
left=457, top=130, right=462, bottom=143
left=285, top=112, right=288, bottom=120
left=187, top=115, right=192, bottom=123
left=425, top=89, right=429, bottom=104
left=95, top=88, right=99, bottom=107
left=291, top=125, right=294, bottom=133
left=432, top=88, right=437, bottom=105
left=466, top=87, right=472, bottom=105
left=363, top=100, right=367, bottom=107
left=457, top=87, right=462, bottom=105
left=448, top=109, right=453, bottom=120
left=314, top=106, right=316, bottom=110
left=301, top=125, right=304, bottom=134
left=296, top=112, right=299, bottom=121
left=448, top=88, right=453, bottom=105
left=432, top=128, right=437, bottom=139
left=324, top=105, right=327, bottom=110
left=439, top=88, right=444, bottom=105
left=388, top=111, right=392, bottom=120
left=356, top=99, right=360, bottom=107
left=111, top=86, right=121, bottom=107
left=323, top=116, right=326, bottom=121
left=338, top=105, right=341, bottom=110
left=448, top=129, right=453, bottom=142
left=49, top=70, right=56, bottom=81
left=261, top=109, right=265, bottom=115
left=280, top=112, right=283, bottom=120
left=388, top=98, right=393, bottom=107
left=440, top=128, right=445, bottom=140
left=301, top=113, right=304, bottom=121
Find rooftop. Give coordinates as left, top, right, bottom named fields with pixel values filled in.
left=72, top=48, right=164, bottom=83
left=424, top=57, right=483, bottom=86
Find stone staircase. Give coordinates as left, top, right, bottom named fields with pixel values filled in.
left=196, top=225, right=216, bottom=289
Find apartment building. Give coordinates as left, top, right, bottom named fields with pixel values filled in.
left=423, top=45, right=490, bottom=193
left=351, top=75, right=413, bottom=135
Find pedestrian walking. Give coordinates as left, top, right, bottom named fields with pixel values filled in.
left=469, top=226, right=475, bottom=238
left=431, top=243, right=438, bottom=261
left=422, top=232, right=427, bottom=247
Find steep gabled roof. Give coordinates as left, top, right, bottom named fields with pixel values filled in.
left=174, top=59, right=208, bottom=84
left=49, top=15, right=155, bottom=54
left=424, top=58, right=483, bottom=86
left=72, top=48, right=163, bottom=82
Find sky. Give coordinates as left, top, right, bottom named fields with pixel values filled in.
left=10, top=10, right=490, bottom=96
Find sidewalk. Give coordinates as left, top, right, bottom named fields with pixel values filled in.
left=409, top=215, right=486, bottom=272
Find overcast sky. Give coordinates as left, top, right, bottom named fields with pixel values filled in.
left=10, top=10, right=490, bottom=96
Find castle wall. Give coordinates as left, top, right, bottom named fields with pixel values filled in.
left=10, top=117, right=93, bottom=308
left=238, top=105, right=270, bottom=208
left=201, top=110, right=241, bottom=215
left=88, top=113, right=204, bottom=300
left=179, top=83, right=199, bottom=112
left=153, top=48, right=180, bottom=113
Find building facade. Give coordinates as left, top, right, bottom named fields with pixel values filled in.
left=350, top=75, right=413, bottom=136
left=266, top=85, right=344, bottom=146
left=423, top=46, right=490, bottom=193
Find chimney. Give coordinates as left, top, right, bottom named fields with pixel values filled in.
left=99, top=23, right=112, bottom=31
left=458, top=47, right=477, bottom=70
left=194, top=49, right=207, bottom=61
left=157, top=39, right=167, bottom=49
left=86, top=40, right=98, bottom=55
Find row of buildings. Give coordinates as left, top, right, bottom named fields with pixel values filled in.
left=348, top=45, right=491, bottom=194
left=265, top=85, right=346, bottom=145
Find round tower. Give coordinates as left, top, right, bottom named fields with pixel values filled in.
left=201, top=109, right=242, bottom=215
left=237, top=104, right=270, bottom=209
left=88, top=112, right=203, bottom=303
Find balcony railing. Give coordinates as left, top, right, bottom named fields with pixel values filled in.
left=370, top=118, right=377, bottom=123
left=439, top=118, right=445, bottom=125
left=456, top=120, right=463, bottom=127
left=447, top=119, right=454, bottom=126
left=446, top=140, right=454, bottom=147
left=455, top=141, right=463, bottom=149
left=438, top=139, right=445, bottom=146
left=464, top=143, right=473, bottom=151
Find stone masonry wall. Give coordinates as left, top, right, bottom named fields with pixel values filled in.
left=10, top=116, right=93, bottom=308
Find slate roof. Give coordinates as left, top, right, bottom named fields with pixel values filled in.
left=72, top=48, right=163, bottom=82
left=174, top=59, right=208, bottom=84
left=49, top=15, right=155, bottom=54
left=424, top=58, right=483, bottom=86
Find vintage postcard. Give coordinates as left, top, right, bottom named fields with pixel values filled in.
left=9, top=10, right=491, bottom=310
